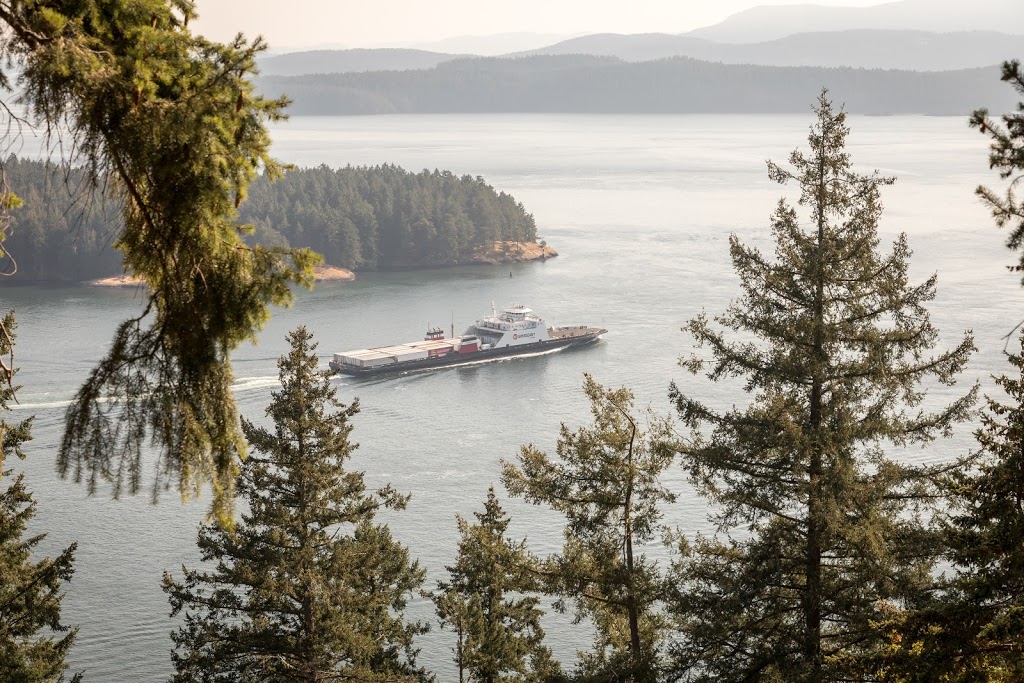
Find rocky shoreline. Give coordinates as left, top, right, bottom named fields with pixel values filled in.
left=468, top=241, right=557, bottom=264
left=312, top=265, right=356, bottom=282
left=84, top=274, right=147, bottom=288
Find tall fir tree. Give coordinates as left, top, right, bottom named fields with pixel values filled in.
left=434, top=486, right=558, bottom=683
left=502, top=374, right=676, bottom=682
left=163, top=326, right=426, bottom=682
left=667, top=91, right=976, bottom=683
left=0, top=311, right=80, bottom=683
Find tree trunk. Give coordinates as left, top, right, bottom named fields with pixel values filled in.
left=804, top=142, right=829, bottom=683
left=623, top=424, right=642, bottom=665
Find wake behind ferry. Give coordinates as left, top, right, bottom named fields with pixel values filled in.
left=329, top=304, right=606, bottom=376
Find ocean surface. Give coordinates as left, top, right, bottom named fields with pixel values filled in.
left=3, top=113, right=1018, bottom=680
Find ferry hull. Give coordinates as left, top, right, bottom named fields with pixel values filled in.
left=330, top=330, right=603, bottom=377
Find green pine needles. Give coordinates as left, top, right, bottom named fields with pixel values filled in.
left=163, top=327, right=426, bottom=682
left=667, top=91, right=977, bottom=683
left=871, top=333, right=1024, bottom=682
left=944, top=337, right=1024, bottom=678
left=0, top=1, right=319, bottom=521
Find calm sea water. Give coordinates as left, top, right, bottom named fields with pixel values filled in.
left=3, top=113, right=1016, bottom=680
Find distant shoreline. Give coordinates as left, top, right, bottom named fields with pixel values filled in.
left=80, top=241, right=555, bottom=287
left=84, top=264, right=357, bottom=288
left=256, top=58, right=1018, bottom=118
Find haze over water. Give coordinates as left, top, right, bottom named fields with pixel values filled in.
left=5, top=113, right=1014, bottom=680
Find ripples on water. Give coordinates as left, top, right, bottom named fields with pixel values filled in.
left=3, top=113, right=1010, bottom=680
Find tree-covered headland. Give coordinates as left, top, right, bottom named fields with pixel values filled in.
left=239, top=164, right=537, bottom=269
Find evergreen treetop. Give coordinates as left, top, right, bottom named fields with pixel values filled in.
left=434, top=486, right=557, bottom=683
left=164, top=326, right=426, bottom=682
left=873, top=63, right=1024, bottom=681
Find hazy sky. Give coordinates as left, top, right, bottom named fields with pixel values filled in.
left=191, top=0, right=891, bottom=51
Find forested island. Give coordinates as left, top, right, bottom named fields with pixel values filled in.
left=239, top=164, right=538, bottom=269
left=255, top=55, right=1020, bottom=115
left=0, top=159, right=540, bottom=283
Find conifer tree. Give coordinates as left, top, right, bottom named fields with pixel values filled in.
left=502, top=374, right=676, bottom=682
left=163, top=326, right=426, bottom=682
left=870, top=335, right=1024, bottom=682
left=667, top=91, right=976, bottom=683
left=0, top=311, right=80, bottom=683
left=434, top=487, right=558, bottom=683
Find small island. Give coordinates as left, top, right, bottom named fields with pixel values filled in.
left=239, top=164, right=544, bottom=270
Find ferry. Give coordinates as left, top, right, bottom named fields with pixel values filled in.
left=329, top=304, right=606, bottom=376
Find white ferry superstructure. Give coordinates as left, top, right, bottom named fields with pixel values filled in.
left=329, top=304, right=606, bottom=376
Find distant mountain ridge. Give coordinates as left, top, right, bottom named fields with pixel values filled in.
left=688, top=0, right=1024, bottom=43
left=254, top=1, right=1024, bottom=78
left=517, top=30, right=1024, bottom=71
left=256, top=55, right=1019, bottom=116
left=404, top=32, right=577, bottom=56
left=257, top=49, right=462, bottom=76
left=259, top=29, right=1023, bottom=77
